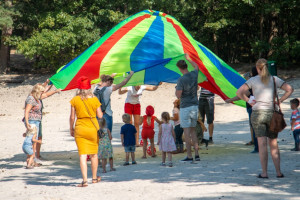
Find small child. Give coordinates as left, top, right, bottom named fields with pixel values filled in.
left=120, top=113, right=137, bottom=165
left=98, top=118, right=115, bottom=172
left=171, top=99, right=184, bottom=153
left=139, top=105, right=162, bottom=158
left=22, top=124, right=42, bottom=169
left=196, top=112, right=209, bottom=149
left=290, top=98, right=300, bottom=151
left=157, top=112, right=177, bottom=167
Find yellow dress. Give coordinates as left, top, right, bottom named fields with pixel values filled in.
left=70, top=96, right=101, bottom=155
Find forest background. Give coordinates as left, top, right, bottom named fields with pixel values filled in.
left=0, top=0, right=299, bottom=73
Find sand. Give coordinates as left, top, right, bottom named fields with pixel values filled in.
left=0, top=75, right=299, bottom=200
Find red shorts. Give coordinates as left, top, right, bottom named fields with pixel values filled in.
left=124, top=103, right=141, bottom=115
left=141, top=128, right=155, bottom=140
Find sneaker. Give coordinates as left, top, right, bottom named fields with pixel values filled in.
left=180, top=157, right=194, bottom=162
left=168, top=162, right=173, bottom=167
left=160, top=162, right=166, bottom=166
left=132, top=161, right=137, bottom=165
left=123, top=162, right=130, bottom=166
left=195, top=155, right=200, bottom=161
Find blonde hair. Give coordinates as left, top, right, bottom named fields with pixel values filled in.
left=31, top=83, right=45, bottom=101
left=161, top=112, right=170, bottom=123
left=76, top=89, right=93, bottom=99
left=122, top=113, right=131, bottom=123
left=256, top=58, right=270, bottom=85
left=26, top=124, right=37, bottom=136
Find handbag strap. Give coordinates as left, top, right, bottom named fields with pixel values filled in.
left=81, top=98, right=99, bottom=131
left=272, top=76, right=282, bottom=112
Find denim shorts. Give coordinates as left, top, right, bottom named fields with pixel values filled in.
left=24, top=120, right=41, bottom=139
left=180, top=106, right=198, bottom=128
left=22, top=144, right=34, bottom=155
left=124, top=145, right=136, bottom=153
left=251, top=110, right=278, bottom=139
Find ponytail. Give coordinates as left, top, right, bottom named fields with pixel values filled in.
left=256, top=58, right=270, bottom=85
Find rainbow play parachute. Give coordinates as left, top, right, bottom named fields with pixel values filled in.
left=49, top=10, right=246, bottom=106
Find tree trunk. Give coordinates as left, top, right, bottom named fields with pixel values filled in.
left=0, top=28, right=12, bottom=74
left=267, top=12, right=278, bottom=57
left=259, top=12, right=264, bottom=58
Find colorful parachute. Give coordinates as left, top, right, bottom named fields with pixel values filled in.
left=49, top=10, right=246, bottom=107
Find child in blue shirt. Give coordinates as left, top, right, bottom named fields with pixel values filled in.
left=120, top=113, right=137, bottom=165
left=290, top=98, right=300, bottom=151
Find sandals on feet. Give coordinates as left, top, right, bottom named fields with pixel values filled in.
left=257, top=174, right=268, bottom=179
left=141, top=156, right=147, bottom=159
left=277, top=174, right=284, bottom=178
left=26, top=166, right=34, bottom=169
left=92, top=176, right=101, bottom=183
left=110, top=168, right=116, bottom=171
left=32, top=162, right=42, bottom=167
left=77, top=181, right=88, bottom=187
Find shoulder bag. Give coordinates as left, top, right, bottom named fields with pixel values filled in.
left=81, top=98, right=105, bottom=138
left=269, top=77, right=286, bottom=133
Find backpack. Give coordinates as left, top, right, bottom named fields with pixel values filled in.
left=94, top=86, right=111, bottom=113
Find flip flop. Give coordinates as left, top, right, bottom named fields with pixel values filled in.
left=258, top=174, right=268, bottom=179
left=92, top=176, right=101, bottom=183
left=77, top=181, right=88, bottom=187
left=276, top=174, right=284, bottom=178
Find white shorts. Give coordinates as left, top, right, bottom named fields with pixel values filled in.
left=180, top=106, right=198, bottom=128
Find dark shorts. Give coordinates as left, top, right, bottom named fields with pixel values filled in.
left=198, top=98, right=214, bottom=124
left=251, top=110, right=278, bottom=139
left=125, top=103, right=141, bottom=115
left=124, top=145, right=136, bottom=153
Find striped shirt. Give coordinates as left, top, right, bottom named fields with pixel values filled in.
left=291, top=109, right=300, bottom=130
left=199, top=88, right=214, bottom=99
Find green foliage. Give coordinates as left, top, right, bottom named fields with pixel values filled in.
left=3, top=0, right=300, bottom=71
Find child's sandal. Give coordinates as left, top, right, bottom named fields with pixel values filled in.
left=92, top=176, right=101, bottom=183
left=77, top=181, right=88, bottom=187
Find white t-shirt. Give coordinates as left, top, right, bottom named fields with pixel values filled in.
left=246, top=75, right=285, bottom=110
left=125, top=85, right=146, bottom=104
left=93, top=85, right=113, bottom=116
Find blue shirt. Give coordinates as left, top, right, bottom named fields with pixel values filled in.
left=120, top=124, right=136, bottom=146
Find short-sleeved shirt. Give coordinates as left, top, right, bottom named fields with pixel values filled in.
left=25, top=95, right=42, bottom=121
left=125, top=85, right=146, bottom=104
left=120, top=124, right=137, bottom=146
left=93, top=85, right=113, bottom=116
left=173, top=108, right=180, bottom=126
left=291, top=109, right=300, bottom=130
left=245, top=75, right=285, bottom=110
left=176, top=69, right=199, bottom=108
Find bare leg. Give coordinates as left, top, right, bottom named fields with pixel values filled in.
left=133, top=115, right=140, bottom=145
left=126, top=152, right=129, bottom=162
left=268, top=138, right=282, bottom=176
left=167, top=152, right=172, bottom=162
left=109, top=157, right=114, bottom=170
left=209, top=123, right=214, bottom=138
left=36, top=137, right=42, bottom=159
left=142, top=139, right=147, bottom=158
left=183, top=128, right=192, bottom=158
left=190, top=127, right=199, bottom=157
left=102, top=158, right=107, bottom=172
left=250, top=127, right=254, bottom=143
left=28, top=155, right=34, bottom=167
left=90, top=154, right=98, bottom=179
left=150, top=138, right=155, bottom=156
left=162, top=152, right=166, bottom=163
left=79, top=155, right=88, bottom=182
left=257, top=137, right=268, bottom=177
left=131, top=152, right=135, bottom=162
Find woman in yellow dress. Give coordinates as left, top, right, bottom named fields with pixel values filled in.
left=70, top=76, right=103, bottom=187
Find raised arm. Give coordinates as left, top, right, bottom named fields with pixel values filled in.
left=41, top=88, right=61, bottom=99
left=185, top=54, right=199, bottom=71
left=112, top=71, right=134, bottom=91
left=145, top=82, right=162, bottom=91
left=118, top=87, right=128, bottom=95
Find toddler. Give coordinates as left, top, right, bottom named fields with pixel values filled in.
left=139, top=105, right=162, bottom=158
left=171, top=99, right=184, bottom=153
left=98, top=118, right=115, bottom=172
left=290, top=98, right=300, bottom=151
left=22, top=124, right=42, bottom=169
left=120, top=113, right=137, bottom=165
left=157, top=112, right=176, bottom=167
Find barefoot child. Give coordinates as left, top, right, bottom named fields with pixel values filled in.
left=139, top=105, right=162, bottom=158
left=157, top=112, right=176, bottom=167
left=22, top=124, right=42, bottom=169
left=98, top=118, right=115, bottom=172
left=290, top=98, right=300, bottom=151
left=121, top=114, right=137, bottom=165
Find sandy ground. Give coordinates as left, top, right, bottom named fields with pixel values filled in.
left=0, top=75, right=299, bottom=200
